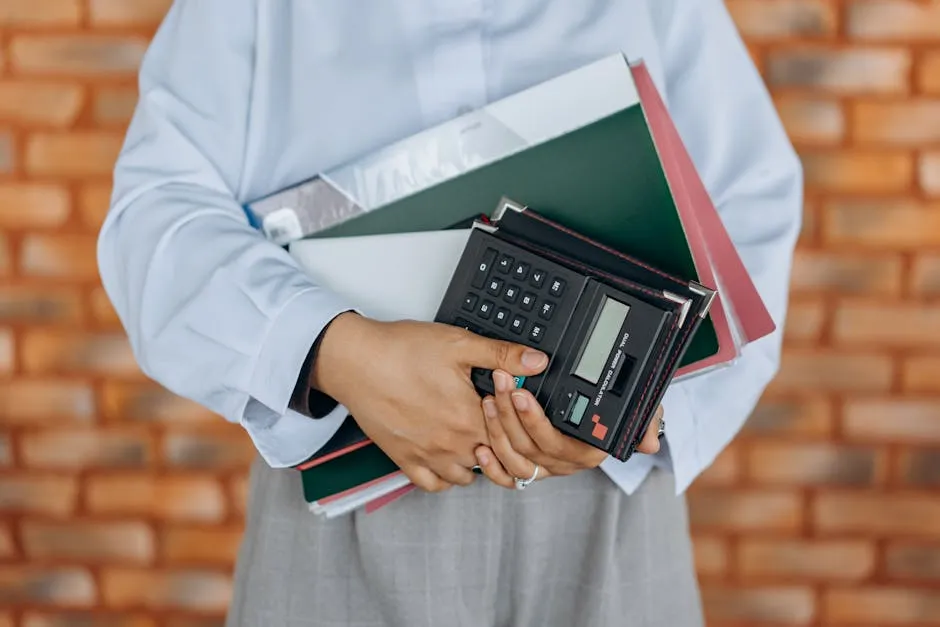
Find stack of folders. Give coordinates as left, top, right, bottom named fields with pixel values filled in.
left=243, top=53, right=776, bottom=518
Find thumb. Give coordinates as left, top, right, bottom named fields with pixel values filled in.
left=461, top=333, right=548, bottom=375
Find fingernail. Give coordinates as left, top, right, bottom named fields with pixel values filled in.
left=476, top=451, right=490, bottom=466
left=522, top=349, right=547, bottom=370
left=493, top=370, right=513, bottom=392
left=511, top=392, right=528, bottom=411
left=482, top=398, right=497, bottom=419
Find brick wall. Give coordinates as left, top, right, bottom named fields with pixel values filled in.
left=0, top=1, right=937, bottom=625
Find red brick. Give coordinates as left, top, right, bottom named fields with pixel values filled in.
left=0, top=184, right=70, bottom=229
left=0, top=285, right=83, bottom=324
left=848, top=0, right=940, bottom=41
left=21, top=331, right=141, bottom=378
left=902, top=356, right=940, bottom=392
left=898, top=449, right=940, bottom=487
left=20, top=234, right=100, bottom=279
left=0, top=379, right=94, bottom=424
left=23, top=614, right=157, bottom=627
left=783, top=299, right=826, bottom=343
left=89, top=0, right=173, bottom=25
left=824, top=587, right=940, bottom=624
left=854, top=100, right=940, bottom=145
left=921, top=151, right=940, bottom=196
left=886, top=543, right=940, bottom=580
left=791, top=250, right=902, bottom=295
left=728, top=0, right=836, bottom=38
left=79, top=183, right=113, bottom=229
left=22, top=428, right=154, bottom=469
left=774, top=96, right=845, bottom=144
left=101, top=569, right=231, bottom=612
left=229, top=474, right=248, bottom=518
left=767, top=48, right=911, bottom=94
left=0, top=0, right=81, bottom=25
left=10, top=36, right=147, bottom=76
left=845, top=400, right=940, bottom=443
left=87, top=475, right=226, bottom=522
left=911, top=254, right=940, bottom=295
left=800, top=197, right=818, bottom=243
left=101, top=382, right=219, bottom=424
left=0, top=523, right=14, bottom=558
left=803, top=151, right=913, bottom=193
left=25, top=133, right=124, bottom=178
left=692, top=536, right=729, bottom=578
left=0, top=435, right=12, bottom=467
left=767, top=349, right=893, bottom=393
left=688, top=489, right=803, bottom=532
left=747, top=442, right=884, bottom=486
left=94, top=87, right=138, bottom=126
left=0, top=567, right=95, bottom=607
left=815, top=492, right=940, bottom=537
left=164, top=430, right=257, bottom=470
left=162, top=527, right=242, bottom=566
left=834, top=304, right=940, bottom=348
left=0, top=475, right=78, bottom=517
left=824, top=199, right=940, bottom=248
left=921, top=53, right=940, bottom=94
left=748, top=398, right=815, bottom=442
left=0, top=329, right=11, bottom=377
left=740, top=539, right=876, bottom=580
left=91, top=286, right=121, bottom=327
left=0, top=82, right=83, bottom=127
left=701, top=586, right=815, bottom=625
left=22, top=521, right=155, bottom=564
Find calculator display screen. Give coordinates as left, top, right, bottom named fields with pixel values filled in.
left=574, top=297, right=630, bottom=385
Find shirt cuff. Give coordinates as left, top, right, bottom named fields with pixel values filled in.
left=238, top=285, right=356, bottom=468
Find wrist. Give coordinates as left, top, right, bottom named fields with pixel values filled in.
left=309, top=311, right=373, bottom=403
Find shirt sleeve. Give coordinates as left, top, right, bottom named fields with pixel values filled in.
left=603, top=0, right=803, bottom=494
left=96, top=0, right=352, bottom=468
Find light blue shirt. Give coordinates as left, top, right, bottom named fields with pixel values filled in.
left=98, top=0, right=801, bottom=496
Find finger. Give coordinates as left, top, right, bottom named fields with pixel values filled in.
left=459, top=333, right=548, bottom=377
left=436, top=463, right=478, bottom=487
left=635, top=405, right=664, bottom=455
left=482, top=395, right=540, bottom=480
left=491, top=370, right=541, bottom=462
left=473, top=445, right=515, bottom=490
left=511, top=388, right=604, bottom=471
left=406, top=466, right=453, bottom=493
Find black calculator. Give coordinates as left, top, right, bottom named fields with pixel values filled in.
left=435, top=223, right=683, bottom=459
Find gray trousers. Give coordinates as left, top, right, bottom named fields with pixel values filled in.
left=226, top=457, right=705, bottom=627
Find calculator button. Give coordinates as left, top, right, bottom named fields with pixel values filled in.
left=473, top=248, right=498, bottom=289
left=496, top=255, right=514, bottom=274
left=486, top=278, right=504, bottom=296
left=549, top=277, right=566, bottom=297
left=530, top=269, right=547, bottom=288
left=529, top=324, right=545, bottom=343
left=539, top=301, right=555, bottom=320
left=504, top=285, right=521, bottom=304
left=512, top=262, right=530, bottom=281
left=477, top=300, right=494, bottom=320
left=462, top=293, right=478, bottom=312
left=520, top=292, right=537, bottom=311
left=494, top=307, right=510, bottom=327
left=510, top=315, right=527, bottom=335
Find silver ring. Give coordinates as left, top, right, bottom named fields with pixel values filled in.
left=514, top=464, right=540, bottom=491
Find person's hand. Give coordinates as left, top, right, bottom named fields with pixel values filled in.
left=472, top=368, right=664, bottom=489
left=310, top=313, right=549, bottom=493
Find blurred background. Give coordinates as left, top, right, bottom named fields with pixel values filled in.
left=0, top=0, right=938, bottom=625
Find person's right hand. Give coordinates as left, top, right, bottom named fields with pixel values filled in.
left=310, top=312, right=549, bottom=493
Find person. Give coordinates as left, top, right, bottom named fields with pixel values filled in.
left=97, top=1, right=802, bottom=625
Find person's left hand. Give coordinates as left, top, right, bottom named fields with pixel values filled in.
left=473, top=368, right=664, bottom=489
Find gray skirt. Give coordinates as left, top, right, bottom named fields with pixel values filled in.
left=225, top=457, right=705, bottom=627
